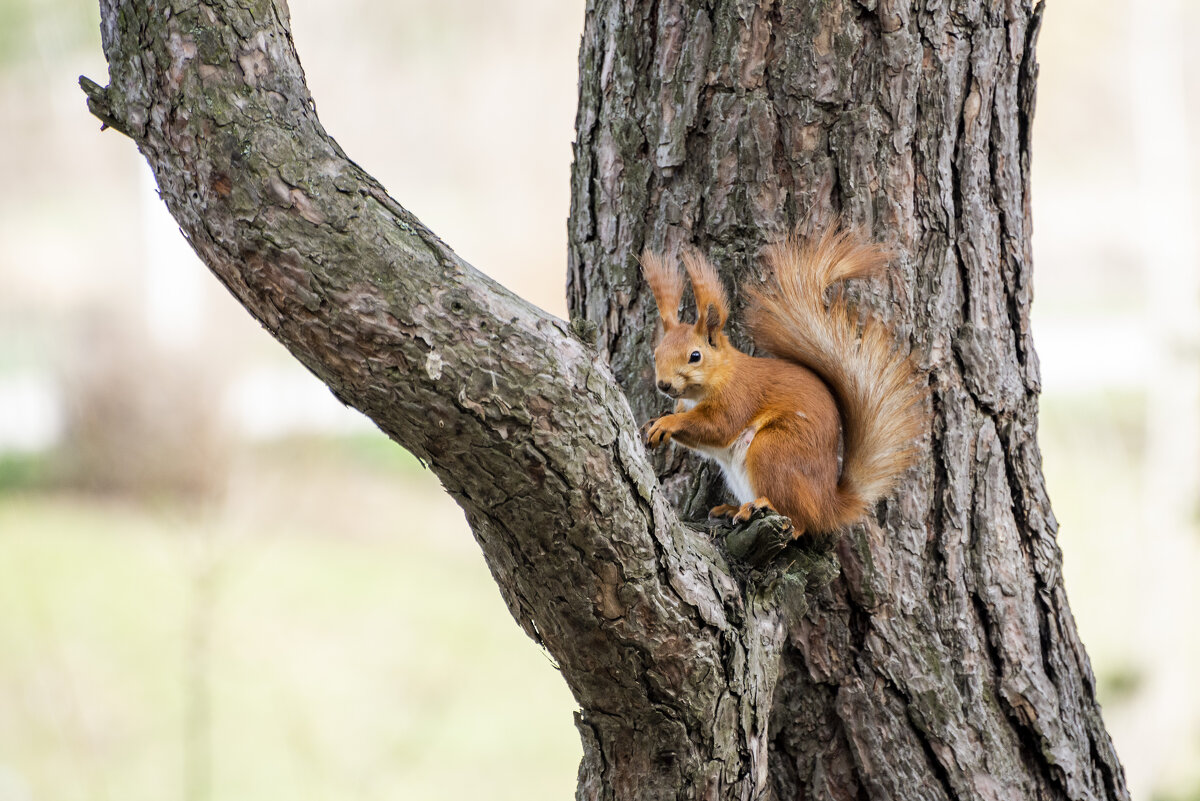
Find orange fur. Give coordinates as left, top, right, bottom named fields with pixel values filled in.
left=642, top=229, right=925, bottom=536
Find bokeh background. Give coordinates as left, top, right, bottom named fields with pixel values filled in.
left=1, top=0, right=1198, bottom=799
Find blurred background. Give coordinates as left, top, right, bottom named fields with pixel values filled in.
left=0, top=0, right=1197, bottom=799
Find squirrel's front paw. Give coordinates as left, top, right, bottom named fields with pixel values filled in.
left=642, top=415, right=680, bottom=448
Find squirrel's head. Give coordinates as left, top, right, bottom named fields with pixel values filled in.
left=640, top=248, right=732, bottom=401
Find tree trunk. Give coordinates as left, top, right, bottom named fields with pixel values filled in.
left=82, top=0, right=1128, bottom=798
left=570, top=0, right=1128, bottom=799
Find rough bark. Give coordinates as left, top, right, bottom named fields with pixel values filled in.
left=81, top=0, right=1129, bottom=799
left=569, top=1, right=1129, bottom=799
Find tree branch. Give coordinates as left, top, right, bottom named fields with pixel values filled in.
left=82, top=0, right=830, bottom=794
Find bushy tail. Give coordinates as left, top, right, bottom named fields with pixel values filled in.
left=745, top=228, right=925, bottom=527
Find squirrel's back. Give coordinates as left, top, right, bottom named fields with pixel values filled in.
left=745, top=229, right=925, bottom=527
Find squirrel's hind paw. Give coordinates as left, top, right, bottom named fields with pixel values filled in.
left=710, top=498, right=777, bottom=523
left=732, top=497, right=776, bottom=523
left=709, top=504, right=741, bottom=520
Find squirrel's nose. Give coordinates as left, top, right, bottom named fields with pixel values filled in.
left=657, top=380, right=672, bottom=394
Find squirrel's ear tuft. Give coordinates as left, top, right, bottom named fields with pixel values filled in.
left=703, top=303, right=723, bottom=346
left=640, top=250, right=684, bottom=328
left=682, top=249, right=729, bottom=342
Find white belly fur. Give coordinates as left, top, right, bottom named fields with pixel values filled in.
left=677, top=400, right=757, bottom=504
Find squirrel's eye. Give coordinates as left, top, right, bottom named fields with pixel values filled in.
left=688, top=350, right=702, bottom=363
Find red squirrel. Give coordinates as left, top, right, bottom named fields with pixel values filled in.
left=640, top=228, right=924, bottom=536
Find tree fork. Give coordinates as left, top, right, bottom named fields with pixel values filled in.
left=82, top=0, right=1130, bottom=798
left=81, top=0, right=844, bottom=797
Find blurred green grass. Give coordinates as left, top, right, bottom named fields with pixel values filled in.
left=0, top=437, right=581, bottom=801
